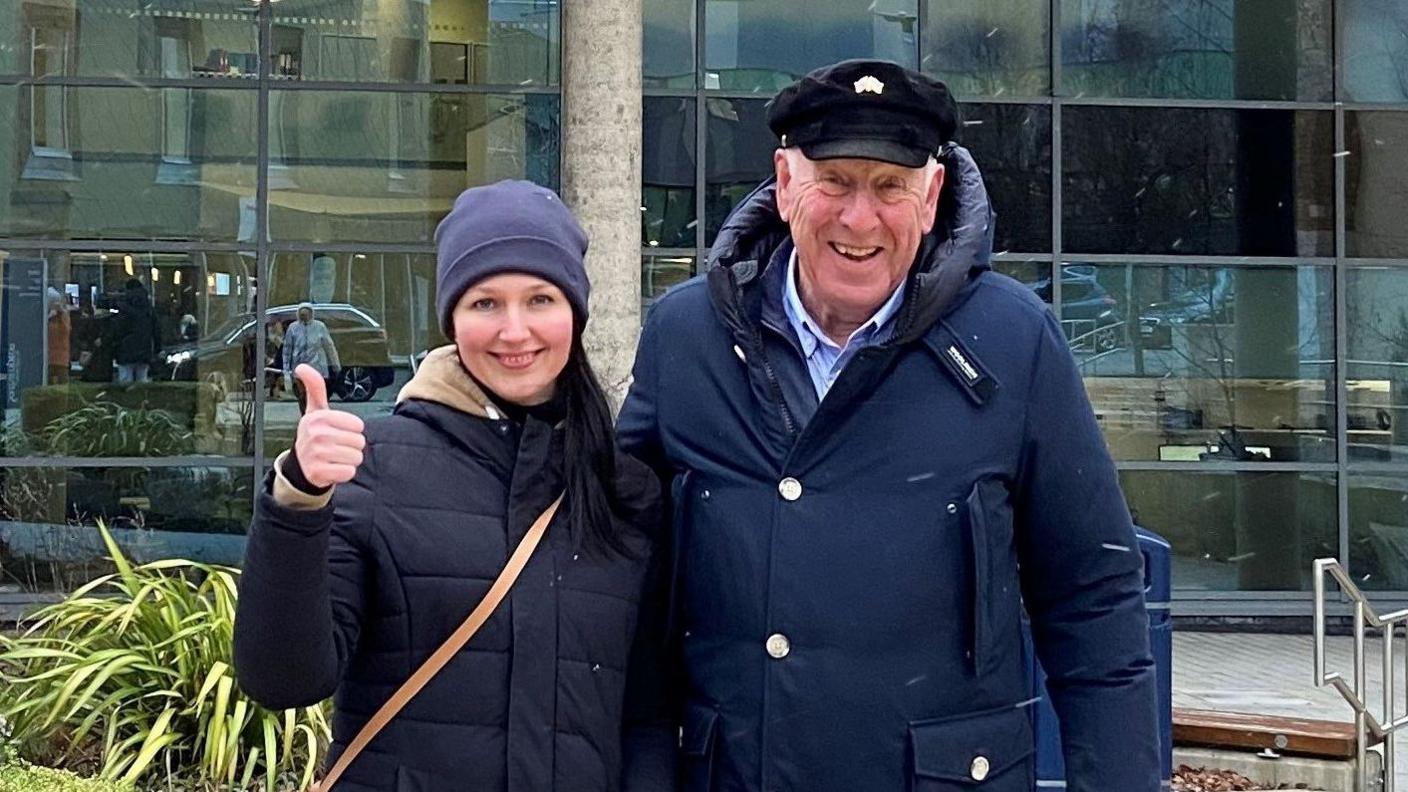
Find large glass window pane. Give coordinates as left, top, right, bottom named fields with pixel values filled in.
left=0, top=86, right=257, bottom=241
left=1346, top=267, right=1408, bottom=464
left=1059, top=0, right=1332, bottom=101
left=1343, top=0, right=1408, bottom=103
left=643, top=97, right=697, bottom=249
left=267, top=0, right=557, bottom=85
left=0, top=465, right=252, bottom=594
left=994, top=260, right=1050, bottom=294
left=1063, top=107, right=1333, bottom=257
left=1069, top=264, right=1334, bottom=463
left=643, top=254, right=695, bottom=314
left=0, top=0, right=256, bottom=79
left=704, top=97, right=772, bottom=245
left=703, top=0, right=917, bottom=93
left=261, top=252, right=440, bottom=457
left=1346, top=112, right=1408, bottom=259
left=1122, top=470, right=1335, bottom=592
left=1349, top=473, right=1408, bottom=591
left=959, top=103, right=1051, bottom=253
left=645, top=0, right=695, bottom=89
left=0, top=248, right=257, bottom=458
left=921, top=0, right=1049, bottom=97
left=267, top=91, right=559, bottom=245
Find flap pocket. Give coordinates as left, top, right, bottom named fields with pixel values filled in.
left=682, top=702, right=719, bottom=757
left=910, top=704, right=1034, bottom=786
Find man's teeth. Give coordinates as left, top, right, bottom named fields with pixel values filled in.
left=834, top=244, right=881, bottom=257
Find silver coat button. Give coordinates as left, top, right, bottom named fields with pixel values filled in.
left=946, top=502, right=958, bottom=515
left=765, top=633, right=791, bottom=659
left=778, top=477, right=803, bottom=501
left=970, top=755, right=990, bottom=781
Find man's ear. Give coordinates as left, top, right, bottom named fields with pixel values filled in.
left=774, top=148, right=793, bottom=222
left=920, top=162, right=945, bottom=234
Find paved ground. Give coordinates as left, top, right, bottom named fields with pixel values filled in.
left=1175, top=631, right=1406, bottom=787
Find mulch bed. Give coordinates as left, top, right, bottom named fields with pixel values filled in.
left=1172, top=764, right=1316, bottom=791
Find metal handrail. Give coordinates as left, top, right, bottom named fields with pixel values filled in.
left=1314, top=557, right=1408, bottom=791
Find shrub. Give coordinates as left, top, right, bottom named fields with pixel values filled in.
left=0, top=760, right=131, bottom=792
left=0, top=526, right=329, bottom=789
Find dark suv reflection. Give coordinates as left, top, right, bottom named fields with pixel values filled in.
left=160, top=303, right=397, bottom=401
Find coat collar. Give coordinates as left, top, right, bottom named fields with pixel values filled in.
left=396, top=345, right=500, bottom=419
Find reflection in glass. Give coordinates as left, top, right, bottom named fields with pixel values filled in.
left=1349, top=473, right=1408, bottom=591
left=704, top=98, right=773, bottom=245
left=643, top=97, right=697, bottom=249
left=993, top=260, right=1050, bottom=294
left=1062, top=106, right=1333, bottom=257
left=0, top=86, right=258, bottom=241
left=642, top=255, right=695, bottom=314
left=1121, top=469, right=1335, bottom=592
left=645, top=0, right=696, bottom=88
left=703, top=0, right=917, bottom=92
left=921, top=0, right=1049, bottom=97
left=0, top=0, right=257, bottom=79
left=1346, top=268, right=1408, bottom=464
left=0, top=466, right=253, bottom=593
left=268, top=0, right=558, bottom=84
left=261, top=253, right=441, bottom=456
left=1346, top=113, right=1408, bottom=259
left=1343, top=0, right=1408, bottom=103
left=958, top=104, right=1051, bottom=253
left=1067, top=264, right=1335, bottom=463
left=0, top=249, right=257, bottom=457
left=267, top=91, right=559, bottom=244
left=1060, top=0, right=1332, bottom=101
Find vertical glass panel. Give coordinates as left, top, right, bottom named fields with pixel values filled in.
left=0, top=249, right=257, bottom=458
left=1121, top=470, right=1336, bottom=592
left=643, top=97, right=697, bottom=249
left=644, top=0, right=696, bottom=88
left=0, top=0, right=257, bottom=79
left=267, top=91, right=560, bottom=245
left=1068, top=264, right=1335, bottom=463
left=0, top=86, right=258, bottom=241
left=1342, top=0, right=1408, bottom=103
left=267, top=0, right=558, bottom=84
left=261, top=252, right=441, bottom=457
left=1346, top=267, right=1408, bottom=464
left=1060, top=0, right=1332, bottom=101
left=0, top=466, right=253, bottom=594
left=1346, top=112, right=1408, bottom=259
left=1063, top=107, right=1334, bottom=257
left=703, top=0, right=918, bottom=93
left=1349, top=473, right=1408, bottom=591
left=704, top=97, right=772, bottom=246
left=921, top=0, right=1050, bottom=97
left=642, top=254, right=696, bottom=314
left=958, top=103, right=1051, bottom=253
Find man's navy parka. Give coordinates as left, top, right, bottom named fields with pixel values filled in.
left=617, top=146, right=1161, bottom=792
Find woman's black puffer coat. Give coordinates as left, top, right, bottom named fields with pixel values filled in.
left=234, top=347, right=670, bottom=791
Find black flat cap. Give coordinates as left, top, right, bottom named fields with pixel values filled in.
left=766, top=59, right=959, bottom=168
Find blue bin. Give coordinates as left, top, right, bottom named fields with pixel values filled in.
left=1026, top=526, right=1173, bottom=788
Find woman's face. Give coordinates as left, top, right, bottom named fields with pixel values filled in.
left=452, top=273, right=575, bottom=406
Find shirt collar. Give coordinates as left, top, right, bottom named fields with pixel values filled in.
left=782, top=246, right=906, bottom=358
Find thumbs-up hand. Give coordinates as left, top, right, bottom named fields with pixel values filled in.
left=293, top=364, right=366, bottom=489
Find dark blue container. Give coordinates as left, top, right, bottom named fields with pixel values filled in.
left=1026, top=526, right=1173, bottom=788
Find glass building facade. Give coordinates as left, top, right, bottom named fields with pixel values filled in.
left=2, top=0, right=1407, bottom=615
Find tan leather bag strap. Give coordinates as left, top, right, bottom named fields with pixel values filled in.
left=313, top=493, right=564, bottom=792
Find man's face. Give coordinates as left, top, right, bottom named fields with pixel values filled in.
left=774, top=151, right=943, bottom=321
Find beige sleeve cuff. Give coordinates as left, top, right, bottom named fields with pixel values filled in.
left=272, top=450, right=335, bottom=510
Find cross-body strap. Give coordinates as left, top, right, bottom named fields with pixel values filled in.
left=314, top=493, right=565, bottom=792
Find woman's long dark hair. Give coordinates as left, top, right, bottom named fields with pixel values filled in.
left=558, top=334, right=634, bottom=557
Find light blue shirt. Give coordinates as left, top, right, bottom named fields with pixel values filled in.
left=782, top=247, right=906, bottom=400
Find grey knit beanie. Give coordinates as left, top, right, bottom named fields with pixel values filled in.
left=433, top=180, right=590, bottom=337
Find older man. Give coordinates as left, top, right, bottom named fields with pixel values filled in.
left=619, top=59, right=1159, bottom=791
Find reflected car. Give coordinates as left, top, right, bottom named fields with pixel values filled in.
left=1032, top=268, right=1124, bottom=352
left=160, top=303, right=397, bottom=402
left=1139, top=270, right=1235, bottom=348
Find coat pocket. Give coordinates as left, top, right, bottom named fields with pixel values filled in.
left=681, top=701, right=720, bottom=792
left=966, top=479, right=1018, bottom=677
left=909, top=704, right=1035, bottom=790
